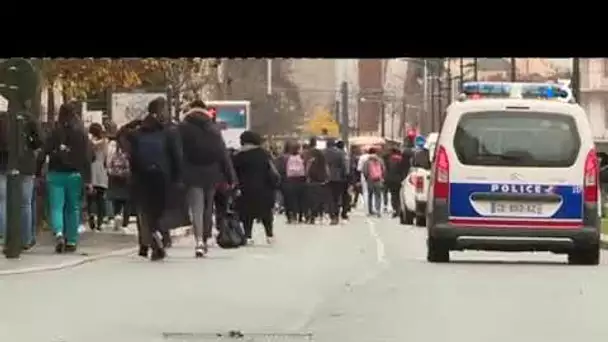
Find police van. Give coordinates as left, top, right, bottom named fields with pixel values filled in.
left=426, top=81, right=600, bottom=265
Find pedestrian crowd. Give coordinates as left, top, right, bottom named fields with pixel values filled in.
left=0, top=96, right=417, bottom=262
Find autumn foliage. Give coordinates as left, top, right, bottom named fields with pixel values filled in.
left=37, top=58, right=214, bottom=100
left=305, top=107, right=339, bottom=137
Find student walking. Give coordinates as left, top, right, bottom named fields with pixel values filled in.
left=126, top=97, right=182, bottom=261
left=86, top=123, right=109, bottom=231
left=38, top=103, right=92, bottom=253
left=178, top=100, right=235, bottom=257
left=233, top=131, right=280, bottom=244
left=362, top=148, right=386, bottom=217
left=281, top=141, right=307, bottom=224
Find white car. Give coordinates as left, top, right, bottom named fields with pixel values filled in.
left=400, top=133, right=438, bottom=226
left=426, top=81, right=600, bottom=265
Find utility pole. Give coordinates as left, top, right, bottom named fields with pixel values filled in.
left=473, top=58, right=478, bottom=81
left=400, top=100, right=407, bottom=140
left=459, top=57, right=464, bottom=91
left=430, top=76, right=436, bottom=132
left=422, top=59, right=428, bottom=118
left=572, top=58, right=581, bottom=102
left=380, top=100, right=386, bottom=137
left=340, top=81, right=349, bottom=146
left=510, top=58, right=517, bottom=81
left=266, top=59, right=272, bottom=95
left=447, top=64, right=453, bottom=104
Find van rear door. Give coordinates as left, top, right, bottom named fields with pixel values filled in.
left=448, top=110, right=584, bottom=229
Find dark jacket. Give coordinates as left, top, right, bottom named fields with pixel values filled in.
left=127, top=114, right=182, bottom=182
left=274, top=153, right=288, bottom=180
left=398, top=147, right=414, bottom=180
left=0, top=112, right=44, bottom=175
left=233, top=144, right=279, bottom=217
left=38, top=118, right=92, bottom=182
left=306, top=148, right=328, bottom=183
left=324, top=146, right=348, bottom=182
left=178, top=113, right=236, bottom=188
left=385, top=151, right=405, bottom=186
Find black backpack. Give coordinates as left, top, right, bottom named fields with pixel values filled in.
left=50, top=124, right=81, bottom=170
left=133, top=130, right=169, bottom=174
left=216, top=197, right=246, bottom=249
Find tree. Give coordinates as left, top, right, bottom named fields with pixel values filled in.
left=151, top=58, right=221, bottom=116
left=222, top=59, right=302, bottom=135
left=38, top=58, right=153, bottom=101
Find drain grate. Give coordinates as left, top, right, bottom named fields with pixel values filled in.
left=162, top=331, right=314, bottom=341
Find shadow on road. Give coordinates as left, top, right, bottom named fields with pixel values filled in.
left=448, top=259, right=569, bottom=266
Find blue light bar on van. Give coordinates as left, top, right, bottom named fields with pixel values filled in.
left=461, top=82, right=573, bottom=102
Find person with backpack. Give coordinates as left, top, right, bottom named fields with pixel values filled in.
left=127, top=97, right=183, bottom=261
left=282, top=141, right=307, bottom=224
left=106, top=136, right=131, bottom=230
left=323, top=138, right=348, bottom=225
left=37, top=103, right=92, bottom=253
left=305, top=137, right=328, bottom=224
left=233, top=131, right=280, bottom=244
left=0, top=106, right=44, bottom=250
left=362, top=147, right=386, bottom=217
left=178, top=100, right=236, bottom=257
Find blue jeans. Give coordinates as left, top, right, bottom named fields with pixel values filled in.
left=0, top=173, right=35, bottom=246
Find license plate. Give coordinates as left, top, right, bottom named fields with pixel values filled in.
left=490, top=202, right=543, bottom=215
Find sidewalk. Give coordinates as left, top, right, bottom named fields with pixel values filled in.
left=0, top=222, right=191, bottom=275
left=601, top=219, right=608, bottom=249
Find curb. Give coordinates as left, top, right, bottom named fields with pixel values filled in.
left=601, top=234, right=608, bottom=250
left=0, top=225, right=192, bottom=276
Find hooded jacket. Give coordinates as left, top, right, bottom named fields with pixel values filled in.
left=127, top=114, right=183, bottom=182
left=178, top=109, right=236, bottom=188
left=324, top=145, right=348, bottom=182
left=0, top=111, right=44, bottom=175
left=38, top=117, right=92, bottom=182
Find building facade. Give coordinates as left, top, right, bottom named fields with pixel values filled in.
left=580, top=58, right=608, bottom=141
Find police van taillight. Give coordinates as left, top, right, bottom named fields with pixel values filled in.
left=584, top=149, right=598, bottom=203
left=433, top=145, right=450, bottom=199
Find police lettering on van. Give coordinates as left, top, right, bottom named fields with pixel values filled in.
left=489, top=184, right=555, bottom=194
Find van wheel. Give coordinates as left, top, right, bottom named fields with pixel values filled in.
left=427, top=237, right=450, bottom=263
left=415, top=215, right=427, bottom=227
left=568, top=244, right=600, bottom=265
left=402, top=209, right=414, bottom=225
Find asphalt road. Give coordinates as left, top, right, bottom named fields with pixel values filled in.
left=1, top=211, right=608, bottom=342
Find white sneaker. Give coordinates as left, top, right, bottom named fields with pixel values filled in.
left=247, top=238, right=255, bottom=245
left=266, top=237, right=274, bottom=245
left=114, top=217, right=123, bottom=231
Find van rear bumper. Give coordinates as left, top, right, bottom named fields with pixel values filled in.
left=429, top=224, right=599, bottom=252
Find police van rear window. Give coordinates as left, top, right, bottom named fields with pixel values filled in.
left=453, top=111, right=580, bottom=167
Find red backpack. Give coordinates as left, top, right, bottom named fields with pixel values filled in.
left=368, top=158, right=384, bottom=181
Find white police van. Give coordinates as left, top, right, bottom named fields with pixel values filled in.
left=427, top=81, right=601, bottom=265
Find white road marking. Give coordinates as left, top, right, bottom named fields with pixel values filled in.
left=365, top=218, right=388, bottom=265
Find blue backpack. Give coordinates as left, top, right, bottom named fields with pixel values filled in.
left=134, top=130, right=169, bottom=174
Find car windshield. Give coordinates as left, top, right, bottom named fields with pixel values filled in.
left=453, top=111, right=581, bottom=167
